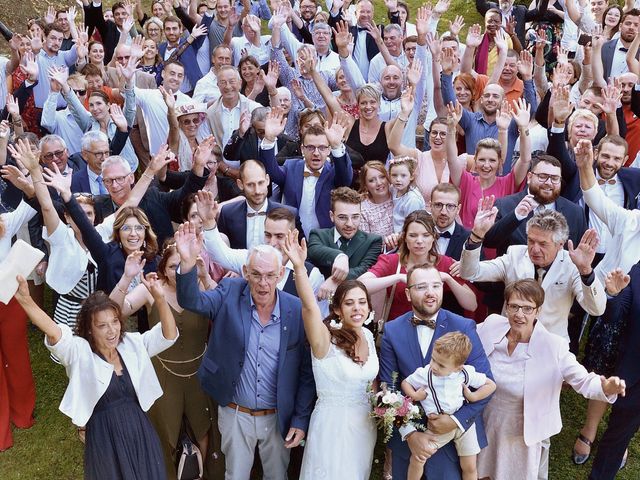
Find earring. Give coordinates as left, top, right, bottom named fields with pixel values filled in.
left=329, top=318, right=343, bottom=329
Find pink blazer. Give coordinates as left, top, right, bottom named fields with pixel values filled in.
left=476, top=314, right=616, bottom=446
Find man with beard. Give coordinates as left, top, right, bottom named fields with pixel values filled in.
left=379, top=264, right=493, bottom=480
left=430, top=183, right=470, bottom=260
left=483, top=155, right=587, bottom=256
left=600, top=8, right=640, bottom=82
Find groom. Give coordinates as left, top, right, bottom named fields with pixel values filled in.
left=175, top=223, right=316, bottom=479
left=380, top=265, right=494, bottom=479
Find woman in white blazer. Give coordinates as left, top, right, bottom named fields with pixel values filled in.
left=13, top=274, right=178, bottom=480
left=475, top=279, right=625, bottom=480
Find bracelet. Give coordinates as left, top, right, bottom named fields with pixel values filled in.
left=397, top=117, right=409, bottom=123
left=32, top=180, right=43, bottom=186
left=469, top=231, right=484, bottom=242
left=142, top=172, right=155, bottom=181
left=117, top=285, right=128, bottom=295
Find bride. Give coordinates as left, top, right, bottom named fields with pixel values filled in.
left=283, top=230, right=378, bottom=479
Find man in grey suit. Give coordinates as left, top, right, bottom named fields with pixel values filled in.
left=599, top=9, right=640, bottom=82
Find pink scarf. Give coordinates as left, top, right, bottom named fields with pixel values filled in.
left=474, top=33, right=491, bottom=75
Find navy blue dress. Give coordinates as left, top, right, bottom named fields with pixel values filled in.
left=84, top=356, right=166, bottom=480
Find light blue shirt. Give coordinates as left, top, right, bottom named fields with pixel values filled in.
left=34, top=47, right=78, bottom=108
left=233, top=293, right=281, bottom=409
left=40, top=93, right=84, bottom=155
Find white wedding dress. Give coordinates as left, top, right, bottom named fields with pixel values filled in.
left=300, top=328, right=378, bottom=480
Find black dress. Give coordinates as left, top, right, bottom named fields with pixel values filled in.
left=346, top=120, right=390, bottom=166
left=84, top=356, right=166, bottom=480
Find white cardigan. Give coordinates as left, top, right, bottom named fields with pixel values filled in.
left=46, top=323, right=178, bottom=427
left=477, top=314, right=616, bottom=446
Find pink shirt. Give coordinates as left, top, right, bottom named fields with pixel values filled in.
left=459, top=170, right=523, bottom=229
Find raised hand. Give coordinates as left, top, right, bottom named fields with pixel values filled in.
left=446, top=101, right=463, bottom=127
left=75, top=36, right=89, bottom=60
left=195, top=190, right=220, bottom=226
left=604, top=268, right=631, bottom=296
left=271, top=5, right=288, bottom=28
left=174, top=221, right=204, bottom=270
left=263, top=60, right=280, bottom=92
left=332, top=20, right=352, bottom=54
left=117, top=55, right=139, bottom=85
left=325, top=110, right=350, bottom=148
left=297, top=46, right=317, bottom=75
left=9, top=33, right=22, bottom=52
left=28, top=34, right=42, bottom=52
left=282, top=229, right=307, bottom=268
left=504, top=15, right=516, bottom=37
left=5, top=95, right=19, bottom=119
left=384, top=0, right=398, bottom=13
left=591, top=24, right=605, bottom=50
left=122, top=16, right=135, bottom=35
left=130, top=35, right=144, bottom=60
left=20, top=51, right=39, bottom=81
left=42, top=163, right=73, bottom=202
left=365, top=21, right=383, bottom=45
left=601, top=376, right=626, bottom=397
left=568, top=228, right=599, bottom=275
left=552, top=62, right=573, bottom=89
left=191, top=23, right=208, bottom=39
left=147, top=144, right=175, bottom=174
left=433, top=0, right=451, bottom=16
left=238, top=108, right=251, bottom=137
left=597, top=80, right=622, bottom=115
left=573, top=139, right=594, bottom=170
left=290, top=78, right=306, bottom=101
left=1, top=165, right=33, bottom=194
left=123, top=251, right=146, bottom=279
left=44, top=5, right=56, bottom=24
left=7, top=138, right=40, bottom=172
left=415, top=4, right=433, bottom=38
left=514, top=193, right=539, bottom=218
left=141, top=272, right=166, bottom=301
left=511, top=98, right=530, bottom=128
left=495, top=100, right=512, bottom=131
left=551, top=85, right=573, bottom=124
left=48, top=66, right=70, bottom=92
left=493, top=29, right=508, bottom=53
left=400, top=85, right=414, bottom=115
left=109, top=104, right=128, bottom=131
left=0, top=120, right=9, bottom=140
left=425, top=32, right=442, bottom=60
left=440, top=47, right=457, bottom=75
left=556, top=45, right=569, bottom=65
left=406, top=57, right=423, bottom=87
left=517, top=50, right=534, bottom=80
left=192, top=136, right=217, bottom=171
left=159, top=85, right=176, bottom=109
left=245, top=14, right=261, bottom=35
left=449, top=15, right=465, bottom=37
left=263, top=107, right=287, bottom=141
left=472, top=195, right=498, bottom=237
left=466, top=24, right=483, bottom=49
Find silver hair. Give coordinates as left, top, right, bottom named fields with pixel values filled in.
left=313, top=22, right=331, bottom=33
left=245, top=244, right=283, bottom=268
left=276, top=86, right=291, bottom=99
left=39, top=134, right=67, bottom=151
left=384, top=24, right=403, bottom=36
left=251, top=107, right=271, bottom=123
left=525, top=210, right=570, bottom=244
left=81, top=131, right=110, bottom=151
left=101, top=155, right=132, bottom=175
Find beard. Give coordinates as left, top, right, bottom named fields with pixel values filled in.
left=412, top=296, right=443, bottom=318
left=530, top=184, right=560, bottom=205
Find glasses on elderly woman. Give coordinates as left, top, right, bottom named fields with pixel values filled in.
left=506, top=303, right=536, bottom=315
left=180, top=117, right=203, bottom=126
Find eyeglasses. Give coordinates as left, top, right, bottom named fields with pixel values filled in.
left=120, top=224, right=146, bottom=233
left=431, top=202, right=458, bottom=212
left=302, top=145, right=330, bottom=154
left=531, top=172, right=561, bottom=184
left=42, top=150, right=66, bottom=160
left=407, top=282, right=442, bottom=292
left=335, top=214, right=361, bottom=223
left=115, top=55, right=131, bottom=61
left=506, top=303, right=536, bottom=315
left=248, top=272, right=280, bottom=283
left=180, top=117, right=203, bottom=126
left=102, top=175, right=130, bottom=187
left=88, top=150, right=110, bottom=159
left=429, top=130, right=447, bottom=138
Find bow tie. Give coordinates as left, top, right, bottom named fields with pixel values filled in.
left=439, top=231, right=452, bottom=238
left=304, top=171, right=321, bottom=178
left=598, top=178, right=616, bottom=185
left=357, top=26, right=368, bottom=32
left=247, top=211, right=267, bottom=218
left=411, top=316, right=436, bottom=329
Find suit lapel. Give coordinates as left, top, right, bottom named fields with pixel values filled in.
left=543, top=251, right=566, bottom=288
left=294, top=161, right=304, bottom=207
left=237, top=202, right=248, bottom=245
left=277, top=295, right=291, bottom=373
left=314, top=162, right=332, bottom=208
left=240, top=284, right=253, bottom=350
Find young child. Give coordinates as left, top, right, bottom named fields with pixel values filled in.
left=401, top=332, right=496, bottom=480
left=389, top=157, right=426, bottom=232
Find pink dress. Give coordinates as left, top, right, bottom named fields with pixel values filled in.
left=360, top=197, right=394, bottom=238
left=459, top=170, right=524, bottom=229
left=415, top=152, right=450, bottom=204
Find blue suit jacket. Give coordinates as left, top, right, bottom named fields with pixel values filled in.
left=258, top=146, right=353, bottom=229
left=158, top=14, right=211, bottom=89
left=176, top=270, right=316, bottom=437
left=71, top=165, right=91, bottom=194
left=379, top=309, right=494, bottom=480
left=217, top=199, right=303, bottom=249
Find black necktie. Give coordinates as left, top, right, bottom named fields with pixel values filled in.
left=338, top=236, right=349, bottom=252
left=412, top=316, right=436, bottom=329
left=439, top=231, right=452, bottom=238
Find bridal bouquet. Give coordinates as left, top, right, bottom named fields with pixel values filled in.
left=368, top=372, right=423, bottom=443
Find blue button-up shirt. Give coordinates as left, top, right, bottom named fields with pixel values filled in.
left=34, top=47, right=78, bottom=108
left=233, top=293, right=281, bottom=409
